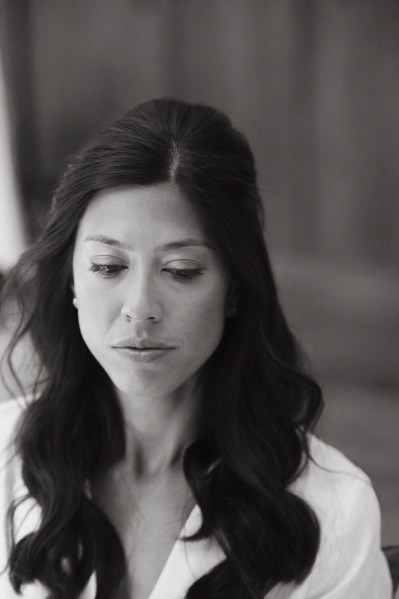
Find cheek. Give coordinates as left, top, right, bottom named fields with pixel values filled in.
left=74, top=282, right=115, bottom=349
left=181, top=286, right=227, bottom=353
left=76, top=306, right=104, bottom=352
left=74, top=263, right=117, bottom=320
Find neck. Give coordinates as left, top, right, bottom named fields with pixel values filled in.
left=116, top=380, right=201, bottom=481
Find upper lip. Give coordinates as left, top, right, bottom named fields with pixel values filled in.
left=112, top=339, right=174, bottom=350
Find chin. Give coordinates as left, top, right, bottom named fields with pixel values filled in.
left=108, top=371, right=185, bottom=400
left=98, top=353, right=202, bottom=400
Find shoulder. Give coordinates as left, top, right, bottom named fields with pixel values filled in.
left=0, top=397, right=33, bottom=489
left=291, top=434, right=372, bottom=519
left=0, top=397, right=31, bottom=456
left=0, top=397, right=43, bottom=597
left=0, top=395, right=36, bottom=485
left=291, top=434, right=378, bottom=564
left=286, top=435, right=392, bottom=598
left=0, top=396, right=30, bottom=421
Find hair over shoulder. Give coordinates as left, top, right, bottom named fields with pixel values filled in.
left=1, top=98, right=323, bottom=599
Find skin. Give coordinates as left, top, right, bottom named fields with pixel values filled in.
left=71, top=182, right=232, bottom=598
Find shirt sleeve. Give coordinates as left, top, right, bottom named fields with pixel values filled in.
left=306, top=477, right=392, bottom=598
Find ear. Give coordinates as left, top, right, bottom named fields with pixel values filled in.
left=226, top=278, right=241, bottom=316
left=228, top=274, right=240, bottom=301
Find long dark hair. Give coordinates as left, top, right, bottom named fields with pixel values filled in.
left=2, top=98, right=323, bottom=599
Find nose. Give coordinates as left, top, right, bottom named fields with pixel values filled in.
left=120, top=269, right=163, bottom=323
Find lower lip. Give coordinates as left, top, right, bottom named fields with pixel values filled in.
left=113, top=347, right=174, bottom=363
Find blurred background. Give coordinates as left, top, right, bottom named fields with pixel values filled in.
left=0, top=0, right=398, bottom=543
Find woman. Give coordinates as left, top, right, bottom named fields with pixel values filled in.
left=0, top=98, right=392, bottom=598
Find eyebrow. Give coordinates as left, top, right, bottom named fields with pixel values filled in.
left=84, top=234, right=214, bottom=252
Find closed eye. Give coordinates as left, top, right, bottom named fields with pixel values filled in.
left=88, top=264, right=203, bottom=282
left=163, top=268, right=203, bottom=282
left=88, top=264, right=128, bottom=277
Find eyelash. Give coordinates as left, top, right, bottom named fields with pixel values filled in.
left=166, top=268, right=203, bottom=282
left=88, top=264, right=203, bottom=282
left=88, top=264, right=126, bottom=277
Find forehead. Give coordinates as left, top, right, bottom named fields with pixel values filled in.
left=74, top=183, right=207, bottom=248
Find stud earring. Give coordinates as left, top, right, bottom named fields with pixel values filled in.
left=228, top=305, right=238, bottom=318
left=72, top=297, right=78, bottom=309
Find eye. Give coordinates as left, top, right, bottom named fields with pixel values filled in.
left=164, top=268, right=203, bottom=282
left=88, top=263, right=128, bottom=278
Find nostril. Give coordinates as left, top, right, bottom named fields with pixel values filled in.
left=121, top=308, right=132, bottom=322
left=120, top=304, right=162, bottom=323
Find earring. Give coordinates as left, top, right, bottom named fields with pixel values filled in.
left=72, top=297, right=78, bottom=309
left=228, top=305, right=238, bottom=318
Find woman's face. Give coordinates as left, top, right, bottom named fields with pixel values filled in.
left=72, top=182, right=230, bottom=399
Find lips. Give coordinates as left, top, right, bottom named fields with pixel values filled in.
left=111, top=338, right=174, bottom=350
left=111, top=339, right=175, bottom=364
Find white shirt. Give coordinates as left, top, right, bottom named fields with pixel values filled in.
left=0, top=398, right=392, bottom=598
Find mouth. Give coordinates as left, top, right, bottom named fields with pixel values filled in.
left=111, top=340, right=175, bottom=351
left=111, top=342, right=175, bottom=363
left=116, top=347, right=173, bottom=351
